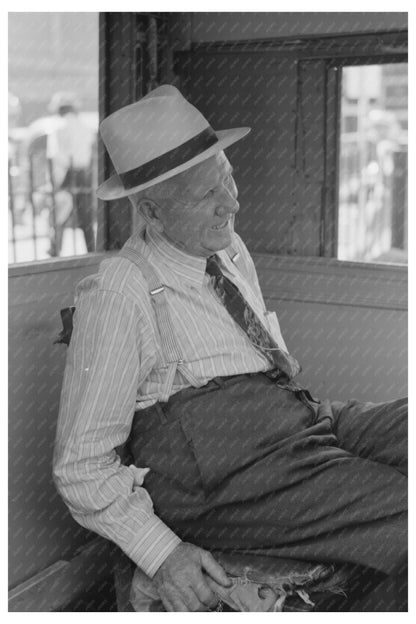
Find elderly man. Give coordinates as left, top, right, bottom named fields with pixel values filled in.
left=53, top=85, right=407, bottom=612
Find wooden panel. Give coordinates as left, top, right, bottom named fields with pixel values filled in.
left=264, top=298, right=407, bottom=404
left=253, top=253, right=407, bottom=311
left=99, top=13, right=139, bottom=250
left=99, top=13, right=175, bottom=251
left=295, top=61, right=325, bottom=179
left=292, top=59, right=326, bottom=256
left=176, top=29, right=407, bottom=260
left=254, top=254, right=407, bottom=402
left=179, top=53, right=340, bottom=257
left=322, top=65, right=341, bottom=257
left=8, top=255, right=108, bottom=589
left=189, top=13, right=408, bottom=43
left=181, top=52, right=323, bottom=255
left=8, top=537, right=117, bottom=612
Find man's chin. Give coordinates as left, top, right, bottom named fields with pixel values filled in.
left=209, top=228, right=235, bottom=251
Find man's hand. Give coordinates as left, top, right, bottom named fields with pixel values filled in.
left=152, top=542, right=231, bottom=611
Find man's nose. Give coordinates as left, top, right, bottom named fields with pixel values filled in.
left=216, top=199, right=239, bottom=217
left=215, top=186, right=239, bottom=216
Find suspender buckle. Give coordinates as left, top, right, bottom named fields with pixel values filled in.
left=150, top=286, right=165, bottom=295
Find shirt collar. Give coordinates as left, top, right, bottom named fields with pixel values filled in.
left=145, top=226, right=208, bottom=291
left=123, top=224, right=239, bottom=292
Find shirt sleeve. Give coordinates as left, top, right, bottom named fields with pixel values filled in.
left=53, top=286, right=181, bottom=577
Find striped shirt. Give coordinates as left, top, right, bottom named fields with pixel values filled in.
left=53, top=225, right=289, bottom=577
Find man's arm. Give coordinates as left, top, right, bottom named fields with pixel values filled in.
left=53, top=276, right=231, bottom=608
left=53, top=286, right=181, bottom=576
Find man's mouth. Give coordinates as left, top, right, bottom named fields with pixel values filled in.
left=211, top=220, right=229, bottom=230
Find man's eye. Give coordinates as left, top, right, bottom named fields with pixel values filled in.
left=204, top=189, right=215, bottom=199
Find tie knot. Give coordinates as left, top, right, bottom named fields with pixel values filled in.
left=206, top=255, right=223, bottom=279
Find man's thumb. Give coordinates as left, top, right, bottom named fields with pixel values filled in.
left=200, top=551, right=231, bottom=587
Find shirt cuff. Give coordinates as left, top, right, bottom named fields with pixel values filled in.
left=128, top=514, right=182, bottom=578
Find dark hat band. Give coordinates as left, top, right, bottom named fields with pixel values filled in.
left=119, top=127, right=218, bottom=190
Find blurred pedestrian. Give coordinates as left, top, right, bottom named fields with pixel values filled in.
left=47, top=92, right=96, bottom=255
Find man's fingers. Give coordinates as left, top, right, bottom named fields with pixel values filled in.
left=165, top=589, right=192, bottom=612
left=200, top=551, right=231, bottom=587
left=166, top=590, right=208, bottom=612
left=188, top=586, right=213, bottom=611
left=153, top=543, right=229, bottom=611
left=159, top=594, right=175, bottom=612
left=205, top=574, right=229, bottom=595
left=169, top=596, right=188, bottom=612
left=193, top=576, right=218, bottom=608
left=163, top=578, right=215, bottom=611
left=168, top=581, right=208, bottom=612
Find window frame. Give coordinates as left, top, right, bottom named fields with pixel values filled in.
left=8, top=12, right=102, bottom=270
left=8, top=13, right=145, bottom=271
left=323, top=56, right=407, bottom=265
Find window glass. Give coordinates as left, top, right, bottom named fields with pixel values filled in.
left=338, top=63, right=407, bottom=264
left=8, top=12, right=99, bottom=263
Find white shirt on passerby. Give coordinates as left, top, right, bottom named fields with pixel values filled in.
left=47, top=113, right=94, bottom=187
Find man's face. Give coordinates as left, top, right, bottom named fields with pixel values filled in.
left=156, top=152, right=239, bottom=257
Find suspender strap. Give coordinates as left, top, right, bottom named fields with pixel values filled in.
left=118, top=247, right=201, bottom=400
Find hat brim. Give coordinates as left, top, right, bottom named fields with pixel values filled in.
left=96, top=127, right=251, bottom=201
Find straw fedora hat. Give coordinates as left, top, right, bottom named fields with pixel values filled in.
left=96, top=85, right=250, bottom=200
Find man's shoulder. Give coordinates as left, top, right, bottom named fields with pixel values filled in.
left=75, top=253, right=150, bottom=305
left=101, top=254, right=150, bottom=291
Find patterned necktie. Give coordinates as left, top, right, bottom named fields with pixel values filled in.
left=206, top=255, right=301, bottom=379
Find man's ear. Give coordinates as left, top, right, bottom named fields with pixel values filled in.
left=137, top=198, right=165, bottom=233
